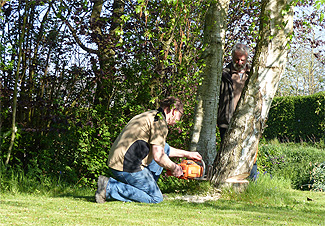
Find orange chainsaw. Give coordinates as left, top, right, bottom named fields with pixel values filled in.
left=166, top=159, right=205, bottom=180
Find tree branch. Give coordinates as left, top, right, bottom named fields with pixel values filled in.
left=52, top=1, right=98, bottom=54
left=64, top=20, right=98, bottom=54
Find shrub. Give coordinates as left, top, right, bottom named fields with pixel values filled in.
left=310, top=162, right=325, bottom=192
left=257, top=142, right=325, bottom=190
left=264, top=92, right=325, bottom=142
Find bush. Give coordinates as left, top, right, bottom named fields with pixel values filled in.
left=257, top=141, right=325, bottom=190
left=264, top=92, right=325, bottom=142
left=310, top=162, right=325, bottom=192
left=0, top=105, right=124, bottom=188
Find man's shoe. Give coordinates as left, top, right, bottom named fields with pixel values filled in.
left=95, top=175, right=109, bottom=203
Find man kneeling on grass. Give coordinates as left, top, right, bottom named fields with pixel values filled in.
left=95, top=96, right=202, bottom=204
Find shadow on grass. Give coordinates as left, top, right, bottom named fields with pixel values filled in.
left=59, top=194, right=94, bottom=202
left=167, top=197, right=325, bottom=217
left=53, top=190, right=95, bottom=203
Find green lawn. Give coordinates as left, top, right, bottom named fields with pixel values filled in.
left=1, top=189, right=324, bottom=226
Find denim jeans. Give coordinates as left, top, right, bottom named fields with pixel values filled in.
left=147, top=143, right=170, bottom=181
left=105, top=143, right=170, bottom=203
left=249, top=162, right=258, bottom=181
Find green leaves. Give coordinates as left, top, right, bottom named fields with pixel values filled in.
left=314, top=0, right=325, bottom=22
left=258, top=142, right=325, bottom=190
left=264, top=92, right=325, bottom=142
left=311, top=161, right=325, bottom=191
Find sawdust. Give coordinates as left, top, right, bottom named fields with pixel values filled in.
left=172, top=194, right=221, bottom=203
left=164, top=190, right=222, bottom=203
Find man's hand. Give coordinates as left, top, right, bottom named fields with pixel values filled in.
left=169, top=146, right=203, bottom=161
left=171, top=164, right=183, bottom=177
left=186, top=152, right=202, bottom=161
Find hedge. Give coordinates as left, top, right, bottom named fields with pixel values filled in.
left=263, top=91, right=325, bottom=142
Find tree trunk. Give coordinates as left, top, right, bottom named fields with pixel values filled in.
left=190, top=0, right=229, bottom=166
left=5, top=4, right=28, bottom=165
left=210, top=0, right=294, bottom=186
left=90, top=0, right=124, bottom=108
left=61, top=0, right=125, bottom=108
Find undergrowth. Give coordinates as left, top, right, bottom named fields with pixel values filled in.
left=1, top=141, right=324, bottom=198
left=258, top=140, right=325, bottom=190
left=221, top=174, right=296, bottom=206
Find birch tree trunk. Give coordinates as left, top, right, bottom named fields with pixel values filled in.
left=190, top=0, right=229, bottom=167
left=210, top=0, right=294, bottom=185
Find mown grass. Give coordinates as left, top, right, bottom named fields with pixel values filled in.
left=1, top=175, right=324, bottom=226
left=1, top=141, right=324, bottom=225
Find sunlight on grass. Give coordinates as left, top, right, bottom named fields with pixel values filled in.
left=1, top=141, right=325, bottom=225
left=222, top=174, right=295, bottom=206
left=1, top=183, right=324, bottom=225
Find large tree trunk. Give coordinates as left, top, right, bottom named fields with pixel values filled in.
left=210, top=0, right=294, bottom=185
left=190, top=0, right=229, bottom=167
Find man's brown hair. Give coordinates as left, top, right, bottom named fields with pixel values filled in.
left=159, top=96, right=183, bottom=113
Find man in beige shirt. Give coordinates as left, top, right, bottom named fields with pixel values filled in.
left=96, top=97, right=202, bottom=203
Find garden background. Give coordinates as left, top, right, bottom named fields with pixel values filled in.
left=0, top=0, right=324, bottom=194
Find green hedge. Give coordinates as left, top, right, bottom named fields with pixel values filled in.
left=263, top=92, right=325, bottom=142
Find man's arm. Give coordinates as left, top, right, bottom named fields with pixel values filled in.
left=152, top=145, right=183, bottom=177
left=169, top=146, right=202, bottom=161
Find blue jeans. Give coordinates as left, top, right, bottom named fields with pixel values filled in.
left=147, top=143, right=170, bottom=181
left=105, top=143, right=170, bottom=203
left=249, top=162, right=258, bottom=181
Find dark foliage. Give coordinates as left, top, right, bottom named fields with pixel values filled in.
left=263, top=91, right=325, bottom=142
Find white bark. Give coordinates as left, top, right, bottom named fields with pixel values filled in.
left=211, top=0, right=294, bottom=185
left=190, top=0, right=230, bottom=166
